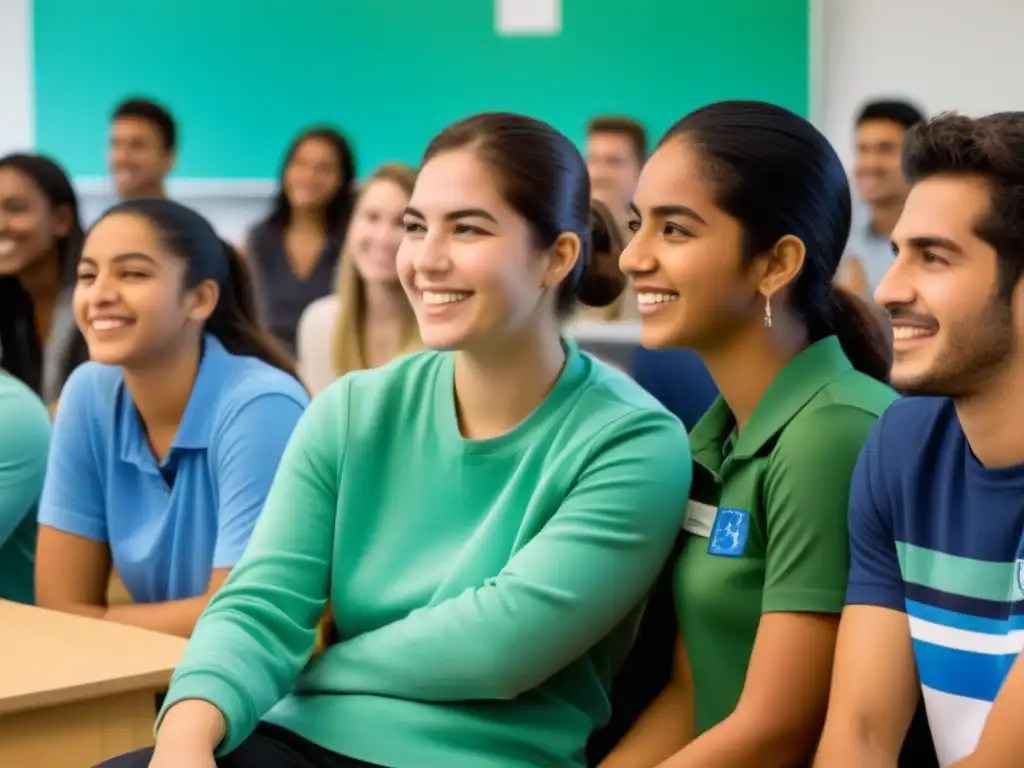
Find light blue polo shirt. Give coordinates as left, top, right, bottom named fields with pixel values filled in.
left=38, top=335, right=308, bottom=603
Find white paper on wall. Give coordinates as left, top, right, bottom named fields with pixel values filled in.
left=495, top=0, right=562, bottom=36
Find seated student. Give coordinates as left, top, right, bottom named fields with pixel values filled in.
left=35, top=199, right=308, bottom=638
left=0, top=372, right=51, bottom=604
left=815, top=113, right=1024, bottom=767
left=597, top=100, right=897, bottom=768
left=0, top=153, right=90, bottom=404
left=296, top=163, right=420, bottom=396
left=244, top=127, right=357, bottom=353
left=570, top=199, right=636, bottom=324
left=101, top=112, right=692, bottom=768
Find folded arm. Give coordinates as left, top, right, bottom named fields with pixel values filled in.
left=311, top=412, right=692, bottom=701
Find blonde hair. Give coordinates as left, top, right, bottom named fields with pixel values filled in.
left=328, top=163, right=420, bottom=378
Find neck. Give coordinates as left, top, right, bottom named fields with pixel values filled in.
left=128, top=182, right=165, bottom=199
left=867, top=201, right=904, bottom=237
left=18, top=250, right=62, bottom=301
left=955, top=361, right=1024, bottom=468
left=289, top=207, right=326, bottom=232
left=454, top=324, right=566, bottom=439
left=700, top=318, right=808, bottom=431
left=122, top=340, right=201, bottom=448
left=363, top=281, right=407, bottom=323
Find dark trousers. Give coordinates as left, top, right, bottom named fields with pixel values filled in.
left=96, top=722, right=384, bottom=768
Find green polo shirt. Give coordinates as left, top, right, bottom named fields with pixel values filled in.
left=675, top=336, right=897, bottom=736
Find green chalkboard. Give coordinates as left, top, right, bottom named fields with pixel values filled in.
left=34, top=0, right=809, bottom=181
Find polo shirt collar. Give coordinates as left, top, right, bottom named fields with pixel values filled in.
left=690, top=336, right=852, bottom=465
left=119, top=335, right=234, bottom=468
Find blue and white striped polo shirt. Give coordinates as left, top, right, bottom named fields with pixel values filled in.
left=846, top=396, right=1024, bottom=766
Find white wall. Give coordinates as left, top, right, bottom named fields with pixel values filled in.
left=7, top=0, right=1024, bottom=240
left=820, top=0, right=1024, bottom=166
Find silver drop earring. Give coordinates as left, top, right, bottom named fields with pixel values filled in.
left=764, top=295, right=773, bottom=328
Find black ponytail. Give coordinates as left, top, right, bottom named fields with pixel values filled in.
left=826, top=287, right=892, bottom=383
left=206, top=240, right=297, bottom=378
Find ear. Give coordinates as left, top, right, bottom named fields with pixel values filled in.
left=540, top=231, right=582, bottom=290
left=184, top=279, right=220, bottom=324
left=162, top=150, right=177, bottom=176
left=51, top=204, right=74, bottom=239
left=756, top=234, right=806, bottom=300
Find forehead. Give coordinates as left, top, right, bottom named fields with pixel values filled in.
left=634, top=138, right=713, bottom=206
left=111, top=117, right=163, bottom=145
left=0, top=166, right=43, bottom=200
left=84, top=213, right=162, bottom=255
left=358, top=178, right=407, bottom=210
left=409, top=149, right=505, bottom=213
left=892, top=175, right=991, bottom=247
left=587, top=132, right=633, bottom=157
left=291, top=137, right=338, bottom=166
left=856, top=120, right=905, bottom=145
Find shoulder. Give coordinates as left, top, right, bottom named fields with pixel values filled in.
left=0, top=374, right=50, bottom=456
left=56, top=361, right=124, bottom=417
left=856, top=395, right=957, bottom=474
left=210, top=356, right=309, bottom=434
left=567, top=353, right=689, bottom=456
left=298, top=295, right=339, bottom=336
left=316, top=348, right=440, bottom=420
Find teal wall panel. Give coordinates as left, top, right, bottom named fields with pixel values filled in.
left=33, top=0, right=809, bottom=180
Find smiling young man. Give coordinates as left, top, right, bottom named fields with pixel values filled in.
left=837, top=100, right=925, bottom=298
left=816, top=112, right=1024, bottom=767
left=109, top=98, right=176, bottom=200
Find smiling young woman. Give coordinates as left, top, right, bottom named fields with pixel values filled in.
left=99, top=112, right=692, bottom=768
left=35, top=199, right=307, bottom=640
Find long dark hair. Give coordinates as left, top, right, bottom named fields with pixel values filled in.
left=421, top=112, right=624, bottom=315
left=263, top=127, right=357, bottom=242
left=0, top=153, right=88, bottom=395
left=662, top=100, right=891, bottom=381
left=95, top=199, right=297, bottom=377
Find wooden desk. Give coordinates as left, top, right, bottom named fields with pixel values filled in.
left=0, top=600, right=186, bottom=767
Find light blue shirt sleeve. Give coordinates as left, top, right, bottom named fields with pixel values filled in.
left=209, top=391, right=306, bottom=568
left=38, top=365, right=108, bottom=541
left=0, top=376, right=51, bottom=544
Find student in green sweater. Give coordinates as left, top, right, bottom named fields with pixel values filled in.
left=101, top=112, right=692, bottom=768
left=600, top=101, right=897, bottom=767
left=0, top=371, right=51, bottom=603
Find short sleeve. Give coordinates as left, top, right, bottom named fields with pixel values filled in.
left=210, top=390, right=307, bottom=568
left=0, top=377, right=51, bottom=544
left=844, top=417, right=904, bottom=610
left=37, top=364, right=108, bottom=541
left=761, top=405, right=880, bottom=614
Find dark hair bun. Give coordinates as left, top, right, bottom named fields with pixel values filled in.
left=577, top=199, right=628, bottom=307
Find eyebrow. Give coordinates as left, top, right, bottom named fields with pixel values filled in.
left=403, top=206, right=499, bottom=224
left=629, top=202, right=708, bottom=226
left=78, top=252, right=160, bottom=267
left=900, top=235, right=963, bottom=254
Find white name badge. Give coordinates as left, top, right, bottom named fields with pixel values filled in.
left=682, top=500, right=717, bottom=538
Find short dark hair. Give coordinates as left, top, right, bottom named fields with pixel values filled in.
left=112, top=97, right=177, bottom=152
left=587, top=116, right=648, bottom=165
left=904, top=111, right=1024, bottom=301
left=856, top=99, right=926, bottom=132
left=661, top=100, right=891, bottom=382
left=423, top=112, right=624, bottom=315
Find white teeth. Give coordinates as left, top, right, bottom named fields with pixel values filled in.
left=893, top=326, right=933, bottom=340
left=422, top=291, right=470, bottom=306
left=637, top=292, right=679, bottom=305
left=91, top=318, right=130, bottom=331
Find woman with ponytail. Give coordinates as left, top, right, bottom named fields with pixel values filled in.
left=35, top=199, right=308, bottom=638
left=597, top=101, right=927, bottom=768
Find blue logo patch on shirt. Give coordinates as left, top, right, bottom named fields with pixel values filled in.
left=708, top=508, right=750, bottom=557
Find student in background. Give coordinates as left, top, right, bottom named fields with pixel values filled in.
left=600, top=100, right=897, bottom=768
left=36, top=199, right=307, bottom=638
left=0, top=372, right=50, bottom=604
left=105, top=112, right=691, bottom=768
left=816, top=112, right=1024, bottom=767
left=586, top=116, right=647, bottom=240
left=837, top=99, right=925, bottom=298
left=296, top=163, right=420, bottom=395
left=109, top=97, right=177, bottom=200
left=570, top=199, right=636, bottom=324
left=244, top=127, right=357, bottom=353
left=0, top=153, right=89, bottom=404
